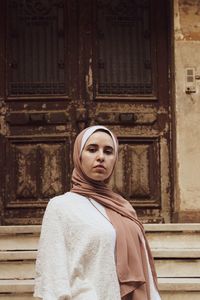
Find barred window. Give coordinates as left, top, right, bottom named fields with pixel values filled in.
left=7, top=0, right=67, bottom=96
left=97, top=0, right=153, bottom=96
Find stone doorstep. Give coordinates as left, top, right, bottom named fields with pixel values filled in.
left=0, top=278, right=200, bottom=293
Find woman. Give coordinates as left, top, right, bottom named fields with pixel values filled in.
left=34, top=125, right=161, bottom=300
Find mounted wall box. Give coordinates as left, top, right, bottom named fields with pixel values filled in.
left=185, top=68, right=196, bottom=93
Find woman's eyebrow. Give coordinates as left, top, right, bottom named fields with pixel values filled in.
left=86, top=144, right=114, bottom=149
left=104, top=145, right=114, bottom=150
left=86, top=143, right=98, bottom=147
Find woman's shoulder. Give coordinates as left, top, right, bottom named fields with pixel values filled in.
left=44, top=192, right=87, bottom=224
left=47, top=191, right=85, bottom=211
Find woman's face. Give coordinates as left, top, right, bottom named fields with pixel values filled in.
left=81, top=131, right=116, bottom=182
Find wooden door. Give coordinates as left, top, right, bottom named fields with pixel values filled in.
left=80, top=0, right=172, bottom=223
left=0, top=0, right=79, bottom=224
left=0, top=0, right=171, bottom=224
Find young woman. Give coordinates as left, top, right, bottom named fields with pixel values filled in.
left=34, top=125, right=161, bottom=300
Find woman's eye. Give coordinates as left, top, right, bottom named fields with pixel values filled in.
left=105, top=149, right=113, bottom=155
left=88, top=147, right=96, bottom=153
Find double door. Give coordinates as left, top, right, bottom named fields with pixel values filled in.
left=0, top=0, right=172, bottom=224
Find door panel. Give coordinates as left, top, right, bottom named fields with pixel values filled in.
left=83, top=0, right=171, bottom=222
left=110, top=138, right=160, bottom=204
left=4, top=137, right=69, bottom=224
left=0, top=0, right=171, bottom=224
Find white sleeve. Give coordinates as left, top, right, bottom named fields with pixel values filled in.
left=34, top=198, right=72, bottom=300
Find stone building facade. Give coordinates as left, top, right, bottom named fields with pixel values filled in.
left=174, top=0, right=200, bottom=222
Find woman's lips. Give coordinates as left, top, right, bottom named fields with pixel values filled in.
left=94, top=165, right=106, bottom=170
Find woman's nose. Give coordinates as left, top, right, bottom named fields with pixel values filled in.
left=97, top=150, right=104, bottom=161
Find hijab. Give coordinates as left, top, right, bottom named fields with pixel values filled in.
left=70, top=125, right=158, bottom=300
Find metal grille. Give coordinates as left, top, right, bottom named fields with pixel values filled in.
left=7, top=0, right=66, bottom=96
left=97, top=0, right=152, bottom=95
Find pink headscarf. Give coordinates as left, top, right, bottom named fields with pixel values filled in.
left=70, top=126, right=158, bottom=300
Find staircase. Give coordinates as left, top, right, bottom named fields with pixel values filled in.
left=0, top=224, right=200, bottom=300
left=146, top=224, right=200, bottom=300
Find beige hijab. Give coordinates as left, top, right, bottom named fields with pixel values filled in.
left=70, top=126, right=158, bottom=300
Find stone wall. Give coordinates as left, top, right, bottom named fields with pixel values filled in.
left=174, top=0, right=200, bottom=222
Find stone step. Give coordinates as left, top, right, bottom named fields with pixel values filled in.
left=0, top=224, right=199, bottom=298
left=0, top=278, right=200, bottom=299
left=153, top=248, right=200, bottom=258
left=0, top=293, right=200, bottom=300
left=0, top=226, right=40, bottom=251
left=1, top=248, right=200, bottom=261
left=145, top=224, right=200, bottom=250
left=156, top=258, right=200, bottom=277
left=161, top=292, right=200, bottom=300
left=0, top=250, right=199, bottom=279
left=0, top=251, right=36, bottom=261
left=0, top=296, right=38, bottom=300
left=0, top=280, right=33, bottom=294
left=160, top=278, right=200, bottom=300
left=0, top=261, right=35, bottom=280
left=1, top=258, right=199, bottom=280
left=0, top=224, right=200, bottom=280
left=0, top=293, right=199, bottom=300
left=1, top=224, right=200, bottom=251
left=2, top=248, right=200, bottom=262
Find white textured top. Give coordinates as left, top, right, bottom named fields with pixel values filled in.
left=34, top=192, right=121, bottom=300
left=34, top=192, right=161, bottom=300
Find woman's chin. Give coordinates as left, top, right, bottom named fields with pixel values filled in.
left=89, top=174, right=108, bottom=182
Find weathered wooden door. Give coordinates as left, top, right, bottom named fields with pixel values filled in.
left=0, top=0, right=171, bottom=224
